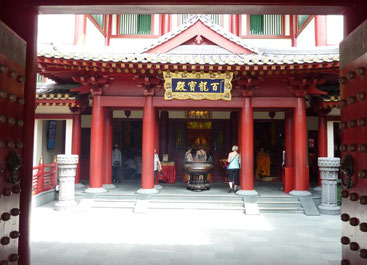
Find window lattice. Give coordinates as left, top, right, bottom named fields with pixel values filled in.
left=249, top=15, right=283, bottom=35
left=119, top=14, right=152, bottom=35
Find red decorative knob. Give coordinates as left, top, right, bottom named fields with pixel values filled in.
left=8, top=254, right=18, bottom=262
left=349, top=217, right=360, bottom=226
left=0, top=237, right=10, bottom=245
left=9, top=231, right=19, bottom=239
left=350, top=242, right=360, bottom=251
left=360, top=223, right=367, bottom=232
left=360, top=249, right=367, bottom=259
left=10, top=208, right=20, bottom=216
left=1, top=212, right=10, bottom=221
left=349, top=192, right=359, bottom=201
left=341, top=259, right=350, bottom=265
left=341, top=213, right=350, bottom=222
left=340, top=236, right=350, bottom=245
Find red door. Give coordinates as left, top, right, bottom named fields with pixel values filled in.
left=0, top=21, right=26, bottom=265
left=340, top=21, right=367, bottom=265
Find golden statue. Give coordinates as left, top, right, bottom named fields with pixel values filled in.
left=255, top=148, right=270, bottom=179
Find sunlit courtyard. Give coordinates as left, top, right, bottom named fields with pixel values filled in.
left=31, top=203, right=341, bottom=265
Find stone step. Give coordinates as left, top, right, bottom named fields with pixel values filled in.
left=257, top=202, right=302, bottom=208
left=149, top=202, right=244, bottom=211
left=91, top=201, right=136, bottom=208
left=256, top=196, right=299, bottom=202
left=259, top=207, right=304, bottom=213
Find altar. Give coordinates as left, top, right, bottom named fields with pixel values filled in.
left=158, top=162, right=176, bottom=184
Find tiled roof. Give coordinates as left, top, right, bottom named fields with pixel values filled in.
left=38, top=46, right=339, bottom=66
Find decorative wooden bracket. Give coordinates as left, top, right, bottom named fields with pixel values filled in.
left=288, top=77, right=327, bottom=97
left=137, top=76, right=162, bottom=96
left=235, top=77, right=262, bottom=97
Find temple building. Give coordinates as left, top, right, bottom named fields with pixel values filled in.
left=34, top=14, right=342, bottom=195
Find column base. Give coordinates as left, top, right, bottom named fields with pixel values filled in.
left=312, top=186, right=322, bottom=192
left=236, top=189, right=258, bottom=196
left=103, top=184, right=116, bottom=189
left=75, top=183, right=85, bottom=189
left=289, top=190, right=312, bottom=196
left=54, top=200, right=78, bottom=211
left=318, top=204, right=341, bottom=215
left=154, top=185, right=163, bottom=190
left=84, top=187, right=107, bottom=193
left=136, top=188, right=159, bottom=194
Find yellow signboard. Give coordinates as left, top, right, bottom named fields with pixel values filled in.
left=164, top=71, right=233, bottom=101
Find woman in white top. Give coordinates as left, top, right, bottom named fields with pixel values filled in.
left=154, top=149, right=162, bottom=185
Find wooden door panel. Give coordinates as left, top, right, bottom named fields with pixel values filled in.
left=0, top=21, right=26, bottom=265
left=340, top=21, right=367, bottom=265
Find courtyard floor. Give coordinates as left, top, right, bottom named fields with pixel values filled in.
left=31, top=182, right=341, bottom=265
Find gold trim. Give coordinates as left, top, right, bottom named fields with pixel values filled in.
left=164, top=71, right=233, bottom=101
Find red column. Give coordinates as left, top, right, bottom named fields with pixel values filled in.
left=291, top=97, right=310, bottom=195
left=159, top=110, right=169, bottom=157
left=72, top=113, right=81, bottom=184
left=230, top=15, right=240, bottom=36
left=317, top=115, right=327, bottom=187
left=239, top=97, right=257, bottom=195
left=103, top=108, right=113, bottom=185
left=230, top=111, right=238, bottom=148
left=87, top=94, right=106, bottom=192
left=104, top=14, right=112, bottom=46
left=237, top=110, right=242, bottom=152
left=140, top=95, right=156, bottom=192
left=284, top=111, right=294, bottom=193
left=315, top=15, right=327, bottom=46
left=290, top=15, right=297, bottom=47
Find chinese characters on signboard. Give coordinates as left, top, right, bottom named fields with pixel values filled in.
left=164, top=71, right=233, bottom=101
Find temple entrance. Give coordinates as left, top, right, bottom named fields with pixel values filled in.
left=113, top=119, right=142, bottom=182
left=254, top=120, right=284, bottom=181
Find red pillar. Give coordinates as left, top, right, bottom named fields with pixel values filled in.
left=154, top=111, right=160, bottom=185
left=159, top=110, right=169, bottom=157
left=104, top=14, right=112, bottom=46
left=290, top=15, right=297, bottom=47
left=239, top=97, right=257, bottom=195
left=317, top=115, right=327, bottom=187
left=291, top=97, right=310, bottom=195
left=103, top=108, right=113, bottom=186
left=284, top=111, right=294, bottom=193
left=139, top=94, right=157, bottom=192
left=230, top=15, right=240, bottom=36
left=72, top=113, right=81, bottom=184
left=87, top=94, right=106, bottom=192
left=315, top=15, right=327, bottom=46
left=230, top=111, right=238, bottom=148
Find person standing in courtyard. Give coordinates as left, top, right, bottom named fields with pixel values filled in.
left=112, top=144, right=122, bottom=183
left=154, top=149, right=162, bottom=185
left=227, top=145, right=240, bottom=193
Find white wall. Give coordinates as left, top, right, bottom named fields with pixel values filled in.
left=326, top=15, right=344, bottom=45
left=33, top=120, right=44, bottom=168
left=297, top=17, right=316, bottom=48
left=109, top=38, right=157, bottom=53
left=85, top=17, right=105, bottom=48
left=38, top=15, right=76, bottom=45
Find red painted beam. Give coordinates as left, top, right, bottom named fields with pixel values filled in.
left=252, top=97, right=298, bottom=108
left=101, top=96, right=298, bottom=109
left=101, top=96, right=145, bottom=108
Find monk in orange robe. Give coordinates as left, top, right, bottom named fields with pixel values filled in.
left=255, top=148, right=270, bottom=178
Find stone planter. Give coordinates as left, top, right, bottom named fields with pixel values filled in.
left=317, top=157, right=341, bottom=215
left=54, top=154, right=79, bottom=211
